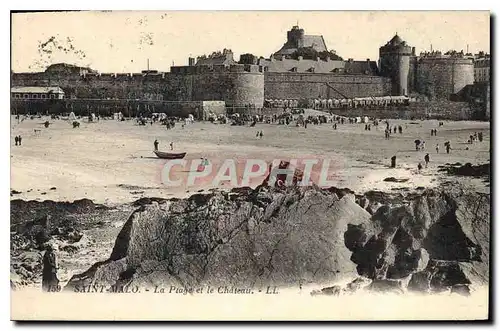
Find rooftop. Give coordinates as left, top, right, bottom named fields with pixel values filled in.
left=381, top=33, right=410, bottom=49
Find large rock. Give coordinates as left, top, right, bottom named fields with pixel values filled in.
left=344, top=189, right=490, bottom=282
left=66, top=186, right=371, bottom=290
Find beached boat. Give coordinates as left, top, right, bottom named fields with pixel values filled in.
left=153, top=151, right=187, bottom=159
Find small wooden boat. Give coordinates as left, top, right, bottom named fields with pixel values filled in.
left=153, top=151, right=187, bottom=159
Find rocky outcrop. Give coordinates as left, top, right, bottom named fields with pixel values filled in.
left=66, top=185, right=372, bottom=290
left=344, top=189, right=489, bottom=294
left=438, top=163, right=490, bottom=179
left=62, top=184, right=489, bottom=294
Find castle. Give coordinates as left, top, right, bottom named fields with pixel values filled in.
left=11, top=25, right=477, bottom=113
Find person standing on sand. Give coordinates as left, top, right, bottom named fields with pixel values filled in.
left=417, top=162, right=423, bottom=173
left=424, top=153, right=430, bottom=168
left=259, top=131, right=263, bottom=139
left=391, top=155, right=397, bottom=168
left=436, top=144, right=439, bottom=153
left=154, top=139, right=159, bottom=151
left=18, top=135, right=22, bottom=146
left=14, top=136, right=18, bottom=146
left=42, top=245, right=59, bottom=292
left=170, top=142, right=174, bottom=150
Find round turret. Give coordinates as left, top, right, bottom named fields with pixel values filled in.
left=379, top=34, right=412, bottom=96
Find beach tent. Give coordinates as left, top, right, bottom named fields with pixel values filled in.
left=320, top=99, right=327, bottom=108
left=68, top=112, right=76, bottom=121
left=327, top=99, right=333, bottom=109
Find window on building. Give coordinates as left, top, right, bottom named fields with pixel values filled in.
left=23, top=94, right=29, bottom=99
left=15, top=94, right=20, bottom=99
left=41, top=94, right=47, bottom=99
left=50, top=94, right=55, bottom=99
left=32, top=94, right=38, bottom=99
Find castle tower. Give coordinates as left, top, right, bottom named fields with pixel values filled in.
left=379, top=34, right=413, bottom=96
left=286, top=25, right=305, bottom=48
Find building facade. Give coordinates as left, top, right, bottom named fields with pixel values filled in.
left=474, top=55, right=490, bottom=83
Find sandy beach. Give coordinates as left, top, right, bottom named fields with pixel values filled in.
left=10, top=112, right=490, bottom=205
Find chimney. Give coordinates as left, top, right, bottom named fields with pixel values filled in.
left=366, top=58, right=370, bottom=62
left=412, top=47, right=416, bottom=56
left=188, top=57, right=195, bottom=66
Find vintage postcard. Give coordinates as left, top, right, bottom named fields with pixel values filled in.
left=10, top=10, right=491, bottom=321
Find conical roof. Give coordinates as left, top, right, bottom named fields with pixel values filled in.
left=388, top=34, right=404, bottom=46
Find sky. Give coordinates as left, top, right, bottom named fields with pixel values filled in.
left=11, top=11, right=490, bottom=73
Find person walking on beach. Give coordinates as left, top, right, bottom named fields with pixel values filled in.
left=18, top=135, right=22, bottom=146
left=153, top=139, right=159, bottom=151
left=436, top=144, right=439, bottom=154
left=415, top=139, right=421, bottom=151
left=14, top=136, right=18, bottom=146
left=445, top=141, right=451, bottom=154
left=424, top=153, right=430, bottom=168
left=259, top=131, right=263, bottom=139
left=170, top=142, right=174, bottom=150
left=417, top=162, right=423, bottom=173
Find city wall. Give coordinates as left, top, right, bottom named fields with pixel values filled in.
left=11, top=69, right=264, bottom=108
left=264, top=73, right=392, bottom=100
left=415, top=58, right=474, bottom=100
